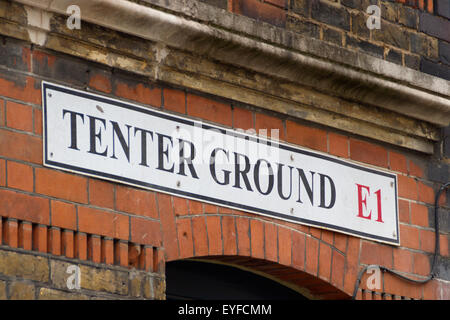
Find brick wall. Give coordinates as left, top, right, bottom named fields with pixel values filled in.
left=198, top=0, right=450, bottom=81
left=0, top=31, right=449, bottom=299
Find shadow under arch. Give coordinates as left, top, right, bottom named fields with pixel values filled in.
left=166, top=256, right=350, bottom=300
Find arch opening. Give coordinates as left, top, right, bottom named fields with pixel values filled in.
left=166, top=259, right=308, bottom=300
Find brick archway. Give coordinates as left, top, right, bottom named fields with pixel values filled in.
left=160, top=194, right=352, bottom=300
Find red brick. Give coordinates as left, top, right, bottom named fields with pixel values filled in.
left=309, top=227, right=321, bottom=239
left=36, top=168, right=88, bottom=203
left=7, top=161, right=33, bottom=192
left=188, top=199, right=203, bottom=215
left=34, top=108, right=42, bottom=136
left=264, top=0, right=286, bottom=8
left=173, top=196, right=189, bottom=216
left=393, top=248, right=413, bottom=273
left=233, top=107, right=253, bottom=130
left=423, top=279, right=439, bottom=300
left=0, top=99, right=4, bottom=126
left=236, top=217, right=251, bottom=256
left=292, top=231, right=306, bottom=270
left=231, top=0, right=286, bottom=27
left=222, top=216, right=237, bottom=255
left=48, top=227, right=61, bottom=255
left=440, top=234, right=449, bottom=257
left=32, top=224, right=48, bottom=253
left=278, top=227, right=291, bottom=265
left=163, top=88, right=185, bottom=114
left=333, top=232, right=347, bottom=253
left=389, top=151, right=408, bottom=174
left=3, top=219, right=18, bottom=248
left=410, top=202, right=429, bottom=227
left=206, top=216, right=222, bottom=255
left=158, top=193, right=178, bottom=261
left=420, top=229, right=435, bottom=253
left=383, top=272, right=422, bottom=299
left=427, top=0, right=433, bottom=13
left=305, top=236, right=319, bottom=275
left=6, top=101, right=33, bottom=132
left=203, top=203, right=217, bottom=214
left=114, top=240, right=129, bottom=267
left=89, top=179, right=115, bottom=209
left=250, top=219, right=264, bottom=259
left=101, top=238, right=114, bottom=264
left=177, top=218, right=194, bottom=259
left=139, top=246, right=154, bottom=272
left=398, top=199, right=410, bottom=223
left=255, top=113, right=285, bottom=141
left=116, top=185, right=158, bottom=218
left=115, top=81, right=161, bottom=107
left=130, top=216, right=161, bottom=246
left=328, top=132, right=349, bottom=158
left=0, top=129, right=42, bottom=164
left=318, top=242, right=332, bottom=281
left=51, top=200, right=76, bottom=230
left=0, top=159, right=5, bottom=187
left=88, top=72, right=112, bottom=93
left=349, top=139, right=388, bottom=168
left=408, top=160, right=424, bottom=178
left=397, top=175, right=418, bottom=200
left=264, top=223, right=277, bottom=263
left=286, top=120, right=327, bottom=152
left=62, top=230, right=74, bottom=258
left=88, top=235, right=101, bottom=263
left=78, top=207, right=129, bottom=240
left=75, top=232, right=87, bottom=260
left=418, top=182, right=435, bottom=204
left=360, top=241, right=393, bottom=268
left=191, top=216, right=208, bottom=257
left=128, top=244, right=141, bottom=268
left=0, top=75, right=41, bottom=105
left=187, top=94, right=232, bottom=127
left=0, top=189, right=49, bottom=224
left=19, top=222, right=33, bottom=251
left=413, top=252, right=430, bottom=276
left=331, top=250, right=345, bottom=288
left=399, top=224, right=420, bottom=250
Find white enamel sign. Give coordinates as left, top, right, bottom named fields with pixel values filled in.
left=42, top=82, right=399, bottom=245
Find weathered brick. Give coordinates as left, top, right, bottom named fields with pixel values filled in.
left=114, top=76, right=161, bottom=107
left=436, top=0, right=450, bottom=19
left=404, top=53, right=420, bottom=70
left=0, top=38, right=30, bottom=71
left=398, top=5, right=418, bottom=29
left=346, top=35, right=384, bottom=59
left=373, top=21, right=410, bottom=50
left=290, top=0, right=311, bottom=17
left=114, top=240, right=128, bottom=267
left=322, top=26, right=343, bottom=46
left=163, top=88, right=186, bottom=114
left=0, top=280, right=6, bottom=300
left=9, top=281, right=35, bottom=300
left=0, top=250, right=49, bottom=282
left=386, top=48, right=403, bottom=65
left=439, top=40, right=450, bottom=66
left=50, top=260, right=128, bottom=295
left=286, top=16, right=320, bottom=39
left=88, top=70, right=112, bottom=93
left=311, top=0, right=350, bottom=31
left=231, top=0, right=286, bottom=27
left=0, top=74, right=40, bottom=105
left=419, top=11, right=450, bottom=42
left=199, top=0, right=228, bottom=9
left=38, top=288, right=89, bottom=300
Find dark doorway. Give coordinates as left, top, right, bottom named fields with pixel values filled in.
left=166, top=260, right=308, bottom=300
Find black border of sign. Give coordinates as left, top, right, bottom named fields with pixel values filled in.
left=42, top=81, right=400, bottom=246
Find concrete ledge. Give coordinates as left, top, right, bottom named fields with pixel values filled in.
left=13, top=0, right=450, bottom=128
